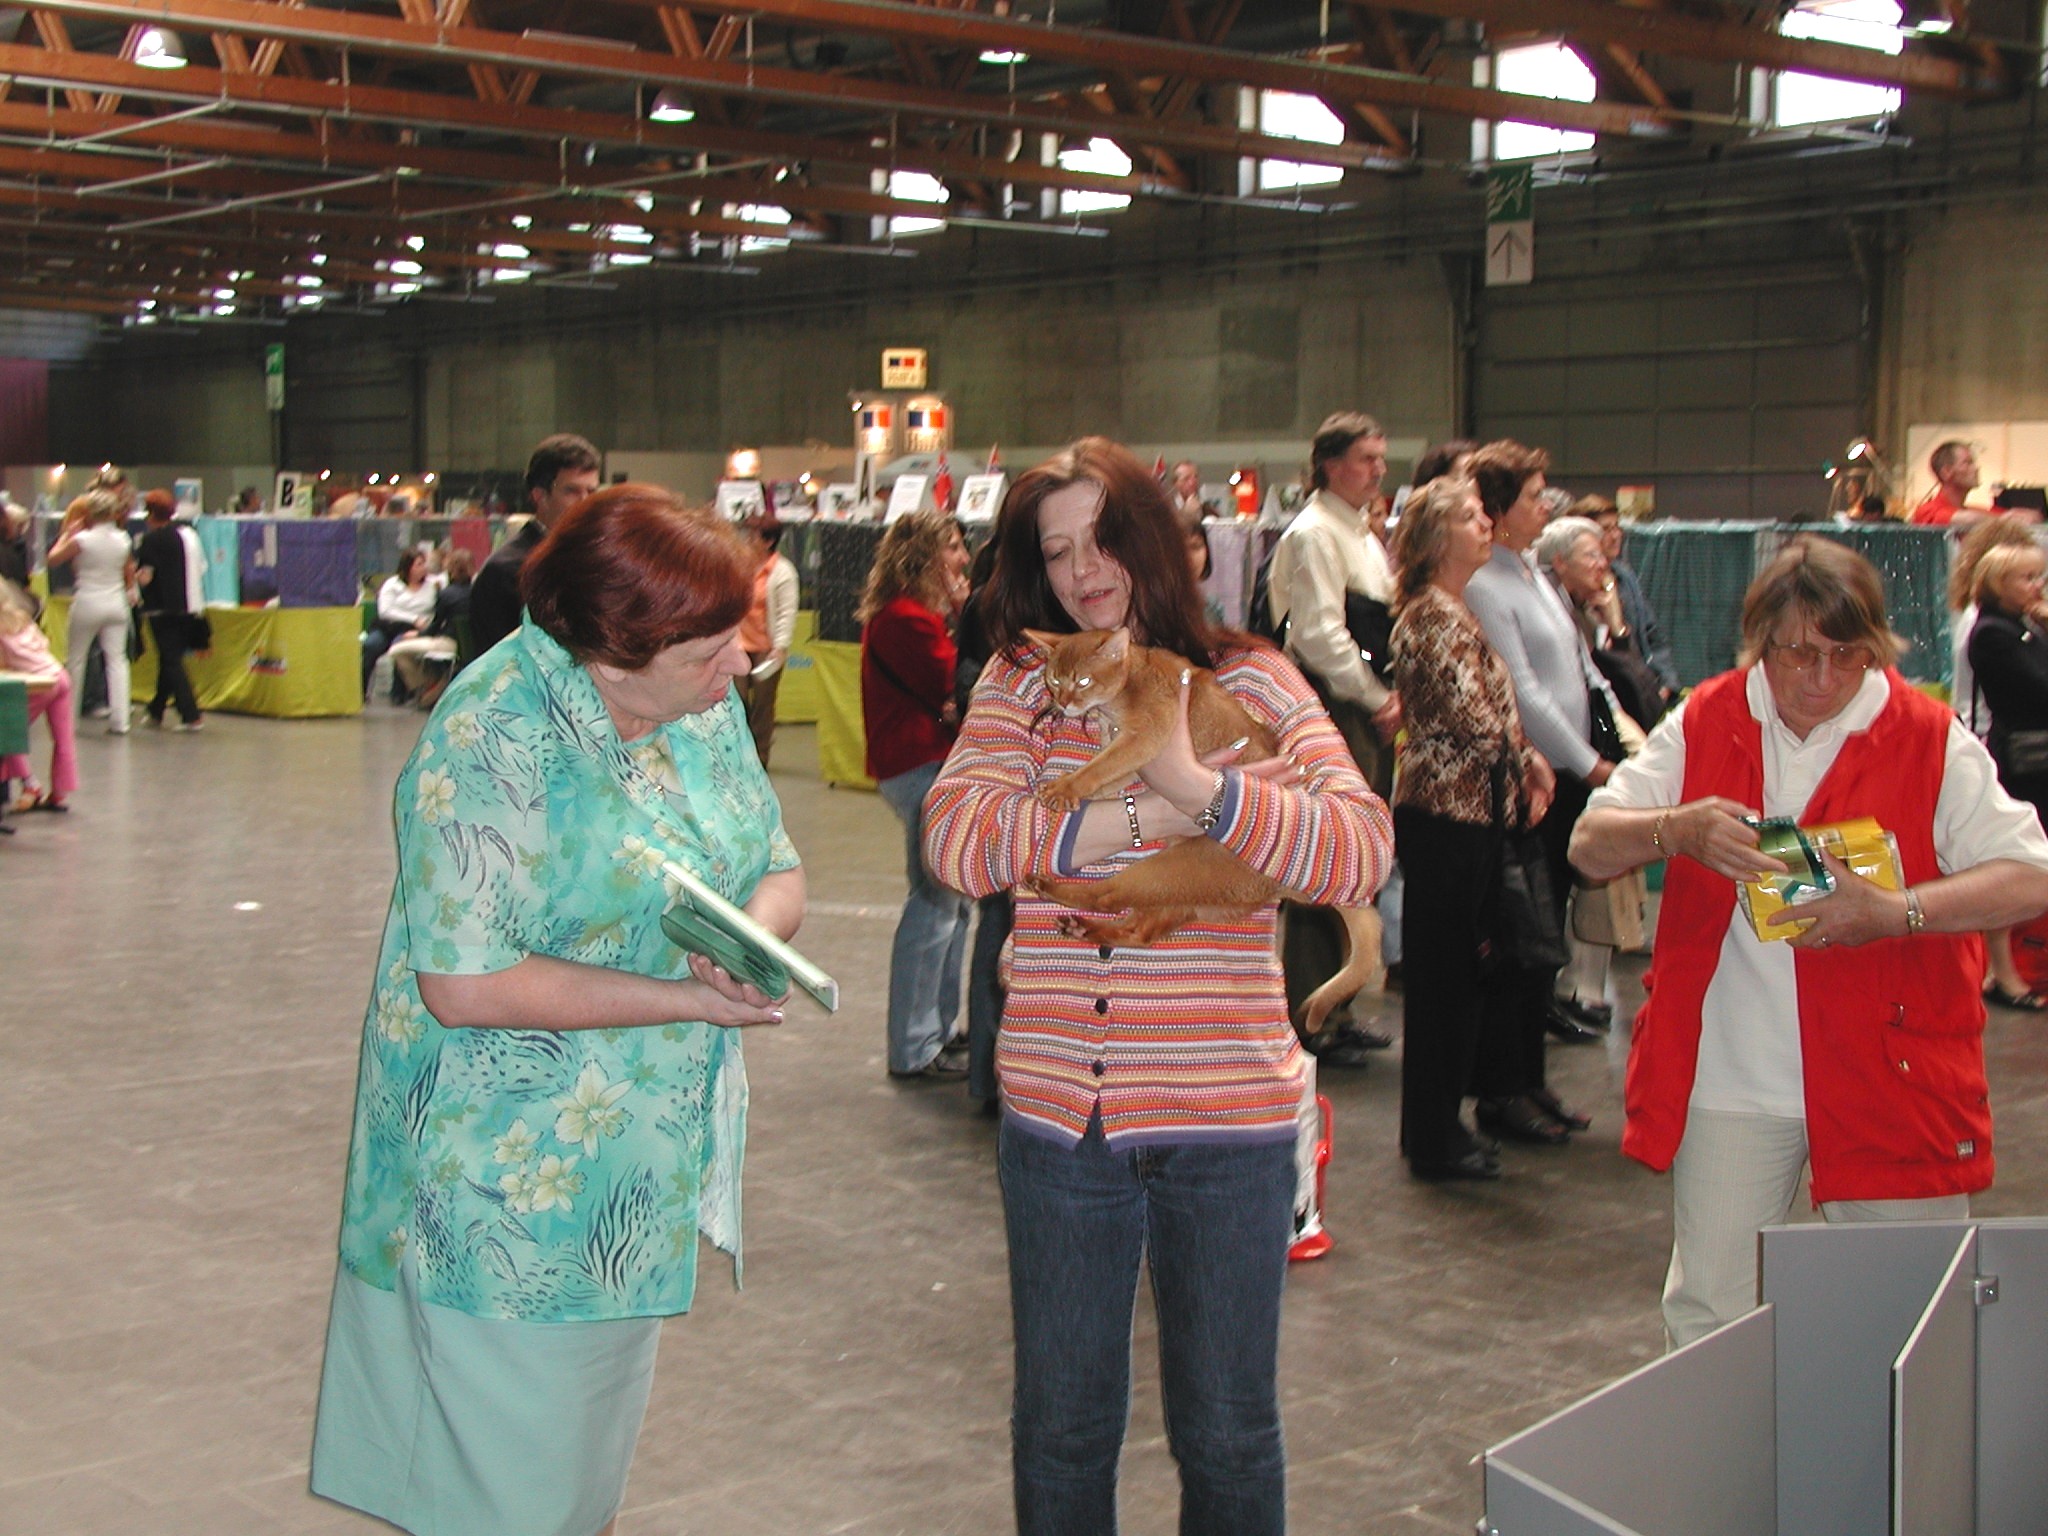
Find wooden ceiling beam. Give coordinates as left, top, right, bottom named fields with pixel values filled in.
left=0, top=34, right=1391, bottom=191
left=15, top=0, right=1643, bottom=144
left=671, top=0, right=1675, bottom=133
left=1379, top=0, right=2005, bottom=98
left=29, top=12, right=99, bottom=113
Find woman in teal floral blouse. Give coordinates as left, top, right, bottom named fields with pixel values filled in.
left=311, top=486, right=806, bottom=1536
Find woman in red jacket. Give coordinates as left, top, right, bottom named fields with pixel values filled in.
left=859, top=510, right=974, bottom=1079
left=1571, top=539, right=2048, bottom=1347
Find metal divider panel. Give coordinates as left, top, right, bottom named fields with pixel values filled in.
left=1972, top=1221, right=2048, bottom=1535
left=1484, top=1307, right=1774, bottom=1536
left=1761, top=1221, right=1977, bottom=1536
left=1892, top=1229, right=1978, bottom=1536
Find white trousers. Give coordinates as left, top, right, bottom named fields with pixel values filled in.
left=1663, top=1107, right=1969, bottom=1349
left=67, top=589, right=131, bottom=732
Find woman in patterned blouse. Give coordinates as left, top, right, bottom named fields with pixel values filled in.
left=924, top=437, right=1392, bottom=1535
left=311, top=486, right=804, bottom=1536
left=1389, top=476, right=1563, bottom=1180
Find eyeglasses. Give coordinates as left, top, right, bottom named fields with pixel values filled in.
left=1766, top=640, right=1873, bottom=673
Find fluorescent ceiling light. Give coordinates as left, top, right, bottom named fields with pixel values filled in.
left=978, top=48, right=1028, bottom=65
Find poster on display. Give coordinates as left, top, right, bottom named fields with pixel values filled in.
left=886, top=474, right=929, bottom=522
left=715, top=480, right=767, bottom=521
left=817, top=483, right=860, bottom=518
left=173, top=478, right=203, bottom=518
left=957, top=473, right=1006, bottom=520
left=273, top=472, right=315, bottom=518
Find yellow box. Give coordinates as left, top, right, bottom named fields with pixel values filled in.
left=1738, top=816, right=1904, bottom=942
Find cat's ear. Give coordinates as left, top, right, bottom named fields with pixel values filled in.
left=1102, top=627, right=1130, bottom=659
left=1020, top=628, right=1059, bottom=659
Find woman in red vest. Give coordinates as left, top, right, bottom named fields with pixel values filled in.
left=1570, top=539, right=2048, bottom=1347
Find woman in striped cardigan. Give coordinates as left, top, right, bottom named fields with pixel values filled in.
left=923, top=437, right=1393, bottom=1536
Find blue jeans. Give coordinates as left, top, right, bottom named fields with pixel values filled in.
left=999, top=1116, right=1294, bottom=1536
left=878, top=760, right=970, bottom=1073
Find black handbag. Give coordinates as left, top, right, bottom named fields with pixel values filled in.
left=1993, top=726, right=2048, bottom=781
left=186, top=611, right=213, bottom=651
left=1484, top=755, right=1571, bottom=972
left=1586, top=682, right=1627, bottom=768
left=1343, top=591, right=1396, bottom=685
left=125, top=606, right=145, bottom=662
left=1591, top=642, right=1668, bottom=731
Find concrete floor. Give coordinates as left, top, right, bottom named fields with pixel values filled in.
left=6, top=708, right=2048, bottom=1535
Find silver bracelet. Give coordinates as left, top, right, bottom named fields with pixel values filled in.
left=1122, top=791, right=1144, bottom=849
left=1195, top=770, right=1228, bottom=833
left=1903, top=886, right=1926, bottom=936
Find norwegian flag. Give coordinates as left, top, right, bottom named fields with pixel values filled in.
left=986, top=442, right=1002, bottom=473
left=932, top=450, right=954, bottom=513
left=1153, top=453, right=1168, bottom=481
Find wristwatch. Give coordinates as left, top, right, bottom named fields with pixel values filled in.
left=1195, top=770, right=1228, bottom=832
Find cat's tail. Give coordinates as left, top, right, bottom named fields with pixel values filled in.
left=1298, top=905, right=1385, bottom=1039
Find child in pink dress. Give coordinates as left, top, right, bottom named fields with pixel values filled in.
left=1, top=580, right=75, bottom=811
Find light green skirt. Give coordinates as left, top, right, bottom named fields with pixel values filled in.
left=309, top=1253, right=663, bottom=1536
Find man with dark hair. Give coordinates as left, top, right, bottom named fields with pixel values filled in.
left=1267, top=411, right=1399, bottom=1063
left=1911, top=440, right=1982, bottom=527
left=136, top=487, right=205, bottom=730
left=468, top=433, right=602, bottom=654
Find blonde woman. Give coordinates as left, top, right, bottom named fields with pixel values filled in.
left=858, top=510, right=973, bottom=1078
left=47, top=488, right=136, bottom=734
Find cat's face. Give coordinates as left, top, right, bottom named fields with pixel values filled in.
left=1025, top=627, right=1130, bottom=717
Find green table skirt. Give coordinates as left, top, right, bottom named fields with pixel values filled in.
left=42, top=599, right=363, bottom=719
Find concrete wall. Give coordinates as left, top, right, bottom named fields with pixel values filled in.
left=406, top=259, right=1458, bottom=474
left=1882, top=200, right=2048, bottom=455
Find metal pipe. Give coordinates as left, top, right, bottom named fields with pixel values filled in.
left=109, top=169, right=396, bottom=232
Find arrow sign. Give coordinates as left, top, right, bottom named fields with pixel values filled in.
left=1486, top=219, right=1534, bottom=286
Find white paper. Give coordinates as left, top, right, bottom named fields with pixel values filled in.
left=886, top=474, right=929, bottom=521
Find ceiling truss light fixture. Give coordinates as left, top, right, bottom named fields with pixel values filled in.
left=649, top=89, right=696, bottom=124
left=978, top=48, right=1029, bottom=65
left=134, top=26, right=188, bottom=70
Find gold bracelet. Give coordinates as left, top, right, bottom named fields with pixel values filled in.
left=1651, top=810, right=1672, bottom=857
left=1122, top=791, right=1144, bottom=849
left=1904, top=887, right=1926, bottom=936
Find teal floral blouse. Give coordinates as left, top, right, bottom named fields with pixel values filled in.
left=335, top=621, right=801, bottom=1323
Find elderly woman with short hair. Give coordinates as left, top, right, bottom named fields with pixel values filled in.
left=1572, top=537, right=2048, bottom=1347
left=1390, top=476, right=1559, bottom=1179
left=311, top=485, right=805, bottom=1536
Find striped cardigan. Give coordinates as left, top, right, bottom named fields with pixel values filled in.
left=922, top=642, right=1394, bottom=1148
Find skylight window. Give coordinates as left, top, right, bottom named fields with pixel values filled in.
left=881, top=170, right=948, bottom=238
left=1056, top=138, right=1132, bottom=215
left=1772, top=0, right=1904, bottom=125
left=1487, top=42, right=1596, bottom=161
left=1252, top=90, right=1345, bottom=192
left=723, top=203, right=791, bottom=254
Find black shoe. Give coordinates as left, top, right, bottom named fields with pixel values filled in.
left=1546, top=1000, right=1607, bottom=1045
left=1477, top=1095, right=1572, bottom=1146
left=1529, top=1087, right=1592, bottom=1133
left=1308, top=1019, right=1393, bottom=1063
left=1411, top=1149, right=1501, bottom=1182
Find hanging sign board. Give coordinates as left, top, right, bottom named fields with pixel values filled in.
left=1484, top=164, right=1534, bottom=288
left=264, top=342, right=286, bottom=410
left=881, top=347, right=928, bottom=389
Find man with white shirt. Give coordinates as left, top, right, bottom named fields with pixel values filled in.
left=1268, top=413, right=1400, bottom=1060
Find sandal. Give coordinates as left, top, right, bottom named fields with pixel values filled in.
left=1529, top=1087, right=1593, bottom=1133
left=1984, top=982, right=2048, bottom=1012
left=1477, top=1095, right=1572, bottom=1146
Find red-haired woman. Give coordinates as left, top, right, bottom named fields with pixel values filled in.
left=311, top=485, right=807, bottom=1536
left=924, top=438, right=1392, bottom=1534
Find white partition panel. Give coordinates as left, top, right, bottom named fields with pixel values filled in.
left=1892, top=1230, right=1978, bottom=1536
left=1485, top=1307, right=1776, bottom=1536
left=1761, top=1222, right=1977, bottom=1536
left=1973, top=1223, right=2048, bottom=1535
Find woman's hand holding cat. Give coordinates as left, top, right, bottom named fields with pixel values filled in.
left=1136, top=667, right=1231, bottom=818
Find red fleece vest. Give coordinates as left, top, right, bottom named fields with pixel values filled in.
left=1624, top=669, right=1993, bottom=1203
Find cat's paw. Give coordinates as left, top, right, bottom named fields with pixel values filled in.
left=1036, top=777, right=1086, bottom=811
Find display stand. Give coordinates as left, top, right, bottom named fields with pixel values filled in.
left=42, top=597, right=361, bottom=718
left=1483, top=1219, right=2048, bottom=1536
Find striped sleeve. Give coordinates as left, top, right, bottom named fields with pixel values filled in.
left=922, top=653, right=1071, bottom=899
left=1208, top=647, right=1394, bottom=907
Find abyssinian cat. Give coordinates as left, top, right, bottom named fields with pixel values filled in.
left=1020, top=626, right=1382, bottom=1036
